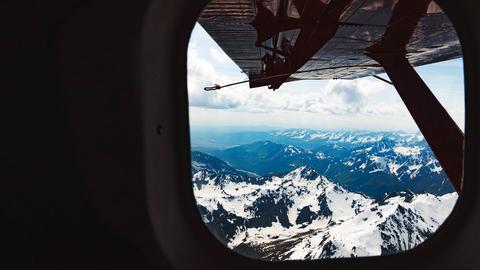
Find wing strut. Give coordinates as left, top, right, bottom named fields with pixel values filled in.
left=204, top=64, right=380, bottom=91
left=372, top=75, right=392, bottom=85
left=369, top=52, right=463, bottom=192
left=367, top=0, right=464, bottom=192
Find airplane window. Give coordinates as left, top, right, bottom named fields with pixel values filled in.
left=188, top=0, right=463, bottom=260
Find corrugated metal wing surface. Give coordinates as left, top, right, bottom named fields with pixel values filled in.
left=197, top=0, right=461, bottom=80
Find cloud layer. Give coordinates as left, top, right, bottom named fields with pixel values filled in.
left=187, top=43, right=404, bottom=116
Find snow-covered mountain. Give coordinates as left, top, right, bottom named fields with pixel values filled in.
left=207, top=134, right=454, bottom=198
left=191, top=153, right=458, bottom=260
left=192, top=151, right=241, bottom=175
left=270, top=129, right=424, bottom=145
left=340, top=137, right=453, bottom=196
left=190, top=128, right=424, bottom=152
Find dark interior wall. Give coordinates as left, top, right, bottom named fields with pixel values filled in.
left=1, top=0, right=168, bottom=268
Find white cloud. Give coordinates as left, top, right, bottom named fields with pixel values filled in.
left=188, top=45, right=402, bottom=117
left=209, top=48, right=230, bottom=64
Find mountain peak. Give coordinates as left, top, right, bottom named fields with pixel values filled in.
left=191, top=151, right=240, bottom=175
left=283, top=144, right=304, bottom=156
left=291, top=165, right=319, bottom=180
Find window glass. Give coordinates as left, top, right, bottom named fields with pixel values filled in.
left=188, top=0, right=462, bottom=260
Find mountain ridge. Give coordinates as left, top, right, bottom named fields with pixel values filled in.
left=204, top=133, right=454, bottom=198
left=191, top=155, right=457, bottom=260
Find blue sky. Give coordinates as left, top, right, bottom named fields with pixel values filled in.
left=188, top=23, right=464, bottom=132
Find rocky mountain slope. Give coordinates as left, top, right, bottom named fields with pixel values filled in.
left=204, top=130, right=454, bottom=198
left=192, top=152, right=457, bottom=260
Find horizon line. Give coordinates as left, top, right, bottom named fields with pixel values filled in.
left=189, top=125, right=422, bottom=133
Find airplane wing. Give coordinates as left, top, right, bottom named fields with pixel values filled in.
left=197, top=0, right=461, bottom=82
